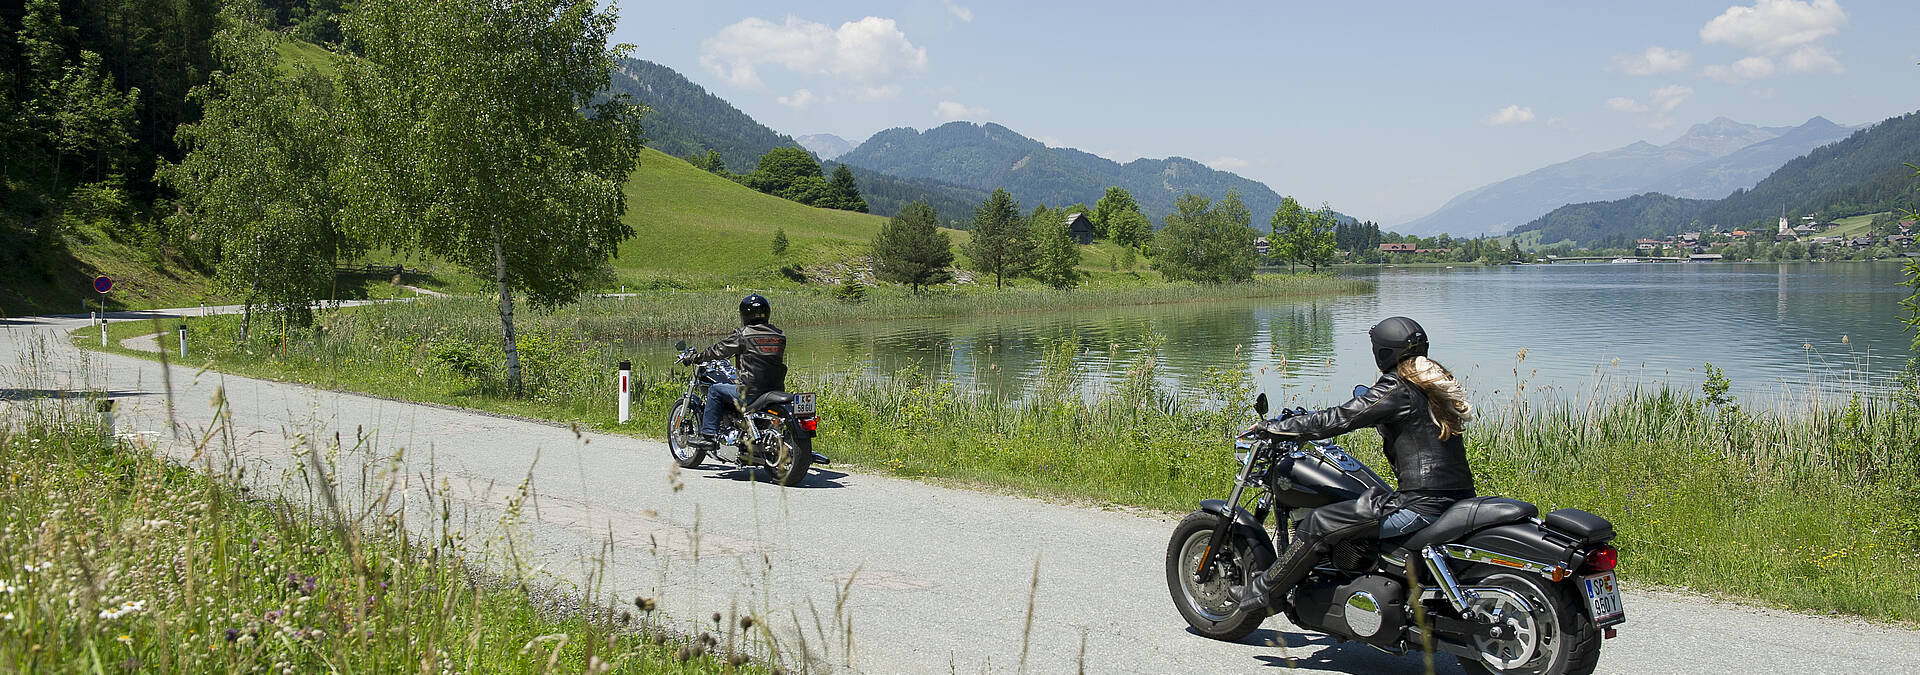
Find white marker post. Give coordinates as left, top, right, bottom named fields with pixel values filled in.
left=617, top=360, right=632, bottom=424
left=99, top=307, right=107, bottom=347
left=179, top=323, right=189, bottom=358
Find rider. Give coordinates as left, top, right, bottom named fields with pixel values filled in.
left=679, top=294, right=788, bottom=450
left=1231, top=316, right=1477, bottom=614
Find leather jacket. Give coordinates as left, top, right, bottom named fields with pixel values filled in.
left=695, top=323, right=788, bottom=398
left=1260, top=372, right=1475, bottom=511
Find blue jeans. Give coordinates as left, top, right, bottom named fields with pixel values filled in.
left=701, top=383, right=739, bottom=438
left=1379, top=508, right=1436, bottom=538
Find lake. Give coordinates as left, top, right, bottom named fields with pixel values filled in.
left=654, top=262, right=1917, bottom=408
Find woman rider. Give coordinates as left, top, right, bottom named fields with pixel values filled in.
left=1231, top=316, right=1477, bottom=614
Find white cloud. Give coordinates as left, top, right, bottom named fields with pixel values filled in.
left=933, top=100, right=989, bottom=120
left=700, top=15, right=928, bottom=88
left=944, top=1, right=973, bottom=22
left=776, top=88, right=818, bottom=109
left=1703, top=56, right=1776, bottom=82
left=1700, top=0, right=1847, bottom=54
left=1650, top=84, right=1693, bottom=112
left=852, top=84, right=903, bottom=101
left=1483, top=105, right=1536, bottom=127
left=1605, top=97, right=1649, bottom=113
left=1783, top=44, right=1843, bottom=73
left=1614, top=47, right=1692, bottom=75
left=1206, top=157, right=1251, bottom=171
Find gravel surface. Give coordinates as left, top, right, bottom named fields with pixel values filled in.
left=4, top=308, right=1917, bottom=674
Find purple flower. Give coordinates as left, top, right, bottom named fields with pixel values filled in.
left=225, top=628, right=239, bottom=642
left=300, top=576, right=316, bottom=594
left=264, top=610, right=284, bottom=623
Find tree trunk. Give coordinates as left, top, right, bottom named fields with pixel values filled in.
left=494, top=230, right=522, bottom=395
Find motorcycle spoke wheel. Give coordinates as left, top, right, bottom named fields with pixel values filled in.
left=668, top=402, right=705, bottom=468
left=1177, top=529, right=1241, bottom=622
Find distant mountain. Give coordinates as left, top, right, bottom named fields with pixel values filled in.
left=796, top=133, right=855, bottom=161
left=607, top=59, right=797, bottom=174
left=1399, top=117, right=1854, bottom=237
left=1512, top=109, right=1920, bottom=247
left=837, top=122, right=1345, bottom=224
left=1647, top=117, right=1855, bottom=199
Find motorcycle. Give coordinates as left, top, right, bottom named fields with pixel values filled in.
left=1166, top=390, right=1623, bottom=675
left=665, top=340, right=826, bottom=486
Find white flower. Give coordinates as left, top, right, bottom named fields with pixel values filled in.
left=98, top=600, right=146, bottom=620
left=2, top=612, right=14, bottom=621
left=22, top=562, right=51, bottom=574
left=0, top=579, right=17, bottom=593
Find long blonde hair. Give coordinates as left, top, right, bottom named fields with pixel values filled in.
left=1397, top=355, right=1473, bottom=440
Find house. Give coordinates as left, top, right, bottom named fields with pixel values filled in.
left=1414, top=248, right=1452, bottom=254
left=1887, top=234, right=1915, bottom=246
left=1793, top=224, right=1819, bottom=236
left=1900, top=219, right=1917, bottom=232
left=1378, top=243, right=1416, bottom=252
left=1681, top=232, right=1702, bottom=242
left=1063, top=212, right=1094, bottom=245
left=1851, top=237, right=1876, bottom=248
left=1688, top=253, right=1725, bottom=262
left=1730, top=230, right=1751, bottom=239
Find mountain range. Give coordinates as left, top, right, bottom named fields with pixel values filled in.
left=796, top=133, right=855, bottom=161
left=1511, top=109, right=1920, bottom=247
left=836, top=122, right=1347, bottom=224
left=1401, top=117, right=1857, bottom=237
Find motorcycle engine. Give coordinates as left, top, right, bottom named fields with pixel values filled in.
left=1329, top=539, right=1379, bottom=573
left=1290, top=575, right=1407, bottom=647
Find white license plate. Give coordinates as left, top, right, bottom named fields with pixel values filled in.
left=791, top=392, right=815, bottom=416
left=1582, top=572, right=1626, bottom=626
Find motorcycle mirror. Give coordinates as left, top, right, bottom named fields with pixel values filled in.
left=1254, top=393, right=1269, bottom=416
left=673, top=340, right=687, bottom=352
left=1352, top=384, right=1371, bottom=400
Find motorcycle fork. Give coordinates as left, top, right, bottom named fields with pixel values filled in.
left=1196, top=453, right=1261, bottom=583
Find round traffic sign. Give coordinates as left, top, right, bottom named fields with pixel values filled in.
left=93, top=276, right=113, bottom=293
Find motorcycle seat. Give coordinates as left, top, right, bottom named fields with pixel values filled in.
left=1391, top=497, right=1538, bottom=553
left=743, top=391, right=794, bottom=413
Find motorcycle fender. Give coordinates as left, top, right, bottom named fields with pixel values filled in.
left=1456, top=523, right=1579, bottom=572
left=1199, top=499, right=1266, bottom=533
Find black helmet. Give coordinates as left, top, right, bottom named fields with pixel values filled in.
left=1368, top=316, right=1428, bottom=372
left=739, top=294, right=771, bottom=325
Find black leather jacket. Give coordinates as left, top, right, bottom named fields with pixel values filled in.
left=1261, top=372, right=1475, bottom=513
left=695, top=323, right=788, bottom=399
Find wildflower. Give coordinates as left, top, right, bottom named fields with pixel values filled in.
left=3, top=612, right=14, bottom=621
left=23, top=562, right=51, bottom=574
left=116, top=635, right=132, bottom=646
left=0, top=579, right=17, bottom=593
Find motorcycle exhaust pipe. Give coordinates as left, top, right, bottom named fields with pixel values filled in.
left=811, top=452, right=831, bottom=465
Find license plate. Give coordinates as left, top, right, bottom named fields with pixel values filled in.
left=1582, top=572, right=1626, bottom=626
left=791, top=392, right=815, bottom=416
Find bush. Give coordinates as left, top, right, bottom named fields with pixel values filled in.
left=431, top=338, right=493, bottom=380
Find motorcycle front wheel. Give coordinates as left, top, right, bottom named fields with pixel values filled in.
left=667, top=399, right=705, bottom=468
left=1165, top=510, right=1275, bottom=642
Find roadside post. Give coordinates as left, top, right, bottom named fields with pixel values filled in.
left=96, top=399, right=115, bottom=437
left=617, top=360, right=632, bottom=424
left=93, top=276, right=113, bottom=346
left=179, top=323, right=189, bottom=358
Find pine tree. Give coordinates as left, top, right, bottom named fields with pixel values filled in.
left=872, top=200, right=954, bottom=293
left=703, top=148, right=726, bottom=175
left=963, top=188, right=1033, bottom=289
left=834, top=273, right=867, bottom=302
left=771, top=228, right=789, bottom=256
left=827, top=164, right=868, bottom=213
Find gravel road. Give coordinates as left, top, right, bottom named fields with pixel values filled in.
left=4, top=308, right=1916, bottom=674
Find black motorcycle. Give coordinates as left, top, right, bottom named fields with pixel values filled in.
left=1166, top=391, right=1624, bottom=675
left=665, top=340, right=824, bottom=486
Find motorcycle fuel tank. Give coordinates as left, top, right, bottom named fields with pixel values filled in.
left=1270, top=450, right=1392, bottom=509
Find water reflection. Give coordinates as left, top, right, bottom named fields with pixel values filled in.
left=643, top=262, right=1913, bottom=408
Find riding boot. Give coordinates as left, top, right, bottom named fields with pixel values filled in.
left=1231, top=534, right=1320, bottom=615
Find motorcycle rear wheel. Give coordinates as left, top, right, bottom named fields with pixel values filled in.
left=765, top=431, right=812, bottom=487
left=667, top=400, right=705, bottom=468
left=1165, top=510, right=1275, bottom=642
left=1454, top=571, right=1601, bottom=675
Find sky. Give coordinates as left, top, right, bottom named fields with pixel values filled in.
left=612, top=1, right=1920, bottom=226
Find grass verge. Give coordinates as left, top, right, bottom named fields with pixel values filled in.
left=0, top=413, right=764, bottom=672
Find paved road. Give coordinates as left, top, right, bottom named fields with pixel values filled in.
left=4, top=308, right=1918, bottom=674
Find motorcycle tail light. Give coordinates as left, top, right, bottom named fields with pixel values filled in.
left=1583, top=545, right=1618, bottom=573
left=800, top=417, right=819, bottom=432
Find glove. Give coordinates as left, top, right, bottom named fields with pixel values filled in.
left=677, top=353, right=694, bottom=366
left=1258, top=418, right=1299, bottom=438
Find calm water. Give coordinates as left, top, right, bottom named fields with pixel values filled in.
left=650, top=263, right=1916, bottom=407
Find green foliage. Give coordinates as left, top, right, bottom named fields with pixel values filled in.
left=431, top=337, right=494, bottom=380
left=1107, top=209, right=1152, bottom=250
left=771, top=228, right=789, bottom=256
left=871, top=200, right=954, bottom=292
left=834, top=275, right=867, bottom=303
left=335, top=0, right=644, bottom=393
left=1091, top=187, right=1139, bottom=239
left=1151, top=190, right=1257, bottom=284
left=164, top=12, right=354, bottom=327
left=825, top=164, right=869, bottom=213
left=1032, top=211, right=1084, bottom=290
left=1512, top=193, right=1715, bottom=249
left=745, top=146, right=823, bottom=198
left=962, top=188, right=1033, bottom=288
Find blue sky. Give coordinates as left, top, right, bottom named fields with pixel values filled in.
left=613, top=1, right=1920, bottom=225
